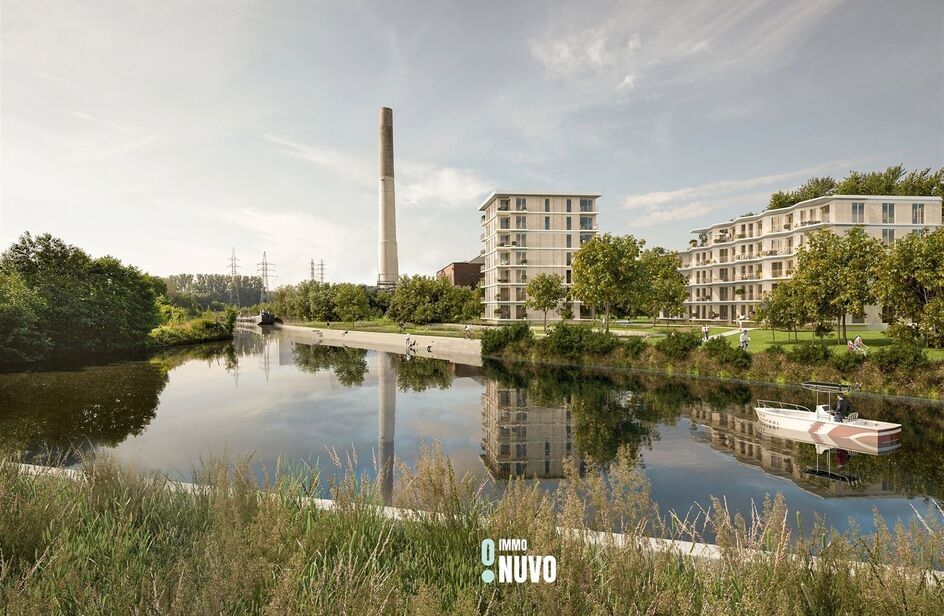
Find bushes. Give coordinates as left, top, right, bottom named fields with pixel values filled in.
left=148, top=317, right=230, bottom=347
left=539, top=324, right=619, bottom=360
left=480, top=322, right=533, bottom=355
left=828, top=351, right=865, bottom=374
left=870, top=344, right=928, bottom=373
left=787, top=342, right=832, bottom=364
left=655, top=331, right=701, bottom=359
left=621, top=336, right=648, bottom=359
left=701, top=337, right=751, bottom=370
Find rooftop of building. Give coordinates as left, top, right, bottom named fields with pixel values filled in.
left=478, top=190, right=602, bottom=211
left=688, top=193, right=943, bottom=234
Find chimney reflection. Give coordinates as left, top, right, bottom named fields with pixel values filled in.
left=377, top=352, right=395, bottom=505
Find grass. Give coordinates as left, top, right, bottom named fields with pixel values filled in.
left=2, top=447, right=943, bottom=614
left=291, top=319, right=474, bottom=339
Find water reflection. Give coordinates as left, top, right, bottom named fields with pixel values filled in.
left=2, top=328, right=942, bottom=530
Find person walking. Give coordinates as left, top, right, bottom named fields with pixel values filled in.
left=739, top=329, right=750, bottom=351
left=701, top=324, right=710, bottom=341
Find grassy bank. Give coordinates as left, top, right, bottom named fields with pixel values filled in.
left=482, top=323, right=944, bottom=399
left=288, top=318, right=477, bottom=339
left=147, top=313, right=235, bottom=348
left=1, top=451, right=942, bottom=614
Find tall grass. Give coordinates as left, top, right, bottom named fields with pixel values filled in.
left=1, top=446, right=942, bottom=614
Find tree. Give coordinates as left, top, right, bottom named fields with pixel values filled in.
left=639, top=248, right=687, bottom=325
left=835, top=227, right=885, bottom=340
left=754, top=280, right=811, bottom=342
left=877, top=227, right=944, bottom=347
left=767, top=176, right=837, bottom=210
left=386, top=275, right=478, bottom=324
left=571, top=234, right=645, bottom=332
left=0, top=270, right=51, bottom=362
left=525, top=273, right=567, bottom=331
left=791, top=230, right=845, bottom=342
left=332, top=283, right=371, bottom=322
left=0, top=233, right=161, bottom=359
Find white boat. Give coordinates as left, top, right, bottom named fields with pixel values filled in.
left=754, top=382, right=901, bottom=452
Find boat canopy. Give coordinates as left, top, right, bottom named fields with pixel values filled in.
left=801, top=381, right=861, bottom=394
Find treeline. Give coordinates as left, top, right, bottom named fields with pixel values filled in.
left=755, top=227, right=944, bottom=347
left=0, top=233, right=163, bottom=363
left=0, top=234, right=237, bottom=366
left=767, top=165, right=944, bottom=210
left=271, top=275, right=481, bottom=324
left=165, top=273, right=264, bottom=309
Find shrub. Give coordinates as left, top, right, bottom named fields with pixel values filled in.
left=766, top=343, right=785, bottom=355
left=655, top=331, right=702, bottom=360
left=621, top=336, right=648, bottom=359
left=701, top=337, right=751, bottom=370
left=539, top=324, right=619, bottom=360
left=885, top=323, right=921, bottom=346
left=828, top=351, right=865, bottom=374
left=480, top=322, right=533, bottom=355
left=788, top=342, right=832, bottom=364
left=870, top=344, right=928, bottom=373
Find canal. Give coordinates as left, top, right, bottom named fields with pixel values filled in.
left=1, top=326, right=942, bottom=535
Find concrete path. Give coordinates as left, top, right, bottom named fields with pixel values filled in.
left=273, top=323, right=483, bottom=367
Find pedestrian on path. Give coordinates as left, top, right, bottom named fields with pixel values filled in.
left=739, top=329, right=750, bottom=351
left=701, top=324, right=710, bottom=341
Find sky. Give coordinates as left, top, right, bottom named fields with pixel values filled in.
left=1, top=0, right=942, bottom=285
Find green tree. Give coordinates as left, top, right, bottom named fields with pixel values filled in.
left=386, top=275, right=477, bottom=324
left=754, top=280, right=811, bottom=342
left=0, top=233, right=161, bottom=359
left=639, top=247, right=687, bottom=325
left=835, top=227, right=885, bottom=340
left=525, top=273, right=567, bottom=331
left=792, top=230, right=845, bottom=342
left=571, top=234, right=645, bottom=331
left=877, top=227, right=944, bottom=347
left=332, top=283, right=370, bottom=322
left=0, top=270, right=51, bottom=362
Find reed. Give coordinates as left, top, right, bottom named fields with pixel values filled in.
left=1, top=446, right=942, bottom=615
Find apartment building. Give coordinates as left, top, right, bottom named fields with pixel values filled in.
left=480, top=191, right=600, bottom=322
left=677, top=195, right=943, bottom=326
left=479, top=379, right=582, bottom=479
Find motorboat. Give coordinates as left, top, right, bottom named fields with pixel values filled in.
left=755, top=423, right=901, bottom=456
left=754, top=381, right=901, bottom=451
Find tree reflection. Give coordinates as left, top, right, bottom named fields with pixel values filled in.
left=292, top=343, right=369, bottom=386
left=389, top=355, right=454, bottom=392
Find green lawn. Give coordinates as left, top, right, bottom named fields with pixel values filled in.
left=713, top=326, right=944, bottom=360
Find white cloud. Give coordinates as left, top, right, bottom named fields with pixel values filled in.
left=619, top=159, right=857, bottom=229
left=263, top=134, right=371, bottom=185
left=399, top=163, right=491, bottom=210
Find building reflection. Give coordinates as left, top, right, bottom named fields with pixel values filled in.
left=687, top=404, right=900, bottom=498
left=377, top=351, right=396, bottom=505
left=479, top=379, right=584, bottom=480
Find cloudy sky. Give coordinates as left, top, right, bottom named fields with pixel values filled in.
left=2, top=0, right=942, bottom=284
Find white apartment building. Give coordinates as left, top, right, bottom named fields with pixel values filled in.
left=677, top=195, right=943, bottom=326
left=480, top=191, right=600, bottom=322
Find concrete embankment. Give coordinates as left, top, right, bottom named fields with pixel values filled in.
left=271, top=323, right=483, bottom=367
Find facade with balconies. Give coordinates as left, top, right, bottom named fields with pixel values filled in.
left=677, top=195, right=943, bottom=325
left=479, top=191, right=600, bottom=322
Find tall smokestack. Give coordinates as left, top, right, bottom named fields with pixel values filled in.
left=377, top=107, right=399, bottom=288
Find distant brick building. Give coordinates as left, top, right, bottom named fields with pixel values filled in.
left=437, top=256, right=483, bottom=288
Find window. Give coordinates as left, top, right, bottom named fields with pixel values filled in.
left=566, top=217, right=572, bottom=230
left=882, top=228, right=895, bottom=245
left=544, top=198, right=550, bottom=212
left=851, top=313, right=865, bottom=324
left=579, top=216, right=594, bottom=230
left=515, top=215, right=526, bottom=229
left=565, top=270, right=572, bottom=284
left=544, top=216, right=550, bottom=230
left=515, top=197, right=527, bottom=211
left=912, top=203, right=925, bottom=224
left=882, top=203, right=895, bottom=224
left=579, top=198, right=593, bottom=212
left=565, top=198, right=572, bottom=212
left=566, top=253, right=572, bottom=266
left=566, top=234, right=572, bottom=248
left=498, top=199, right=510, bottom=211
left=851, top=202, right=864, bottom=224
left=580, top=233, right=593, bottom=245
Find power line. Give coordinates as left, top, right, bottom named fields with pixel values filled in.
left=257, top=251, right=277, bottom=304
left=227, top=247, right=240, bottom=306
left=312, top=258, right=325, bottom=283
